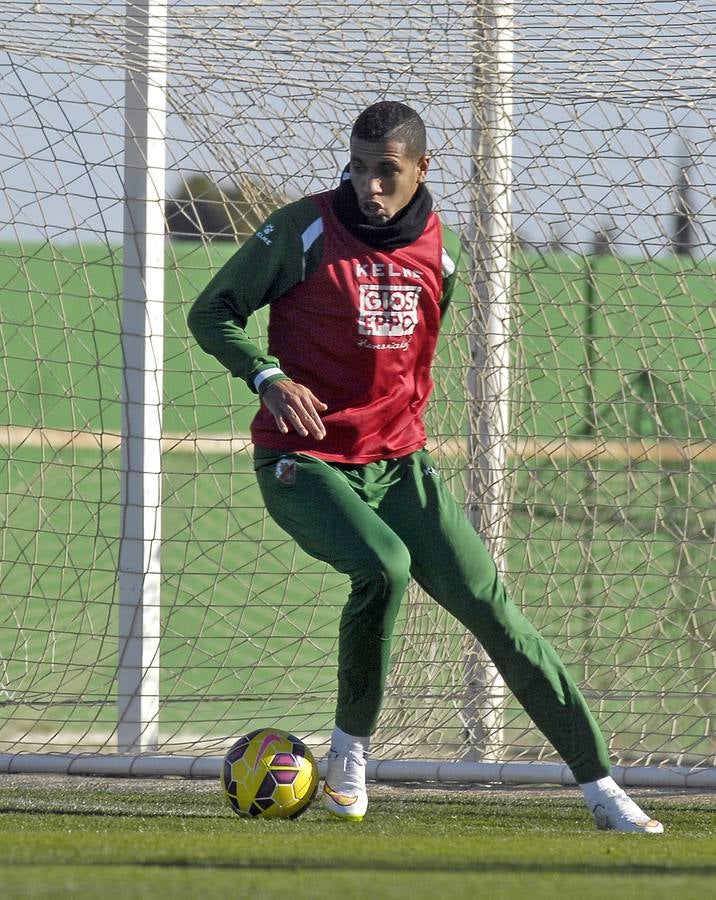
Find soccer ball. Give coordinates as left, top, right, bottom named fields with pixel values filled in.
left=221, top=728, right=319, bottom=820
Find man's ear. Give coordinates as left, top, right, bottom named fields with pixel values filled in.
left=417, top=155, right=431, bottom=183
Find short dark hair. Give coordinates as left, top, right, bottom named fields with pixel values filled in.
left=351, top=101, right=427, bottom=160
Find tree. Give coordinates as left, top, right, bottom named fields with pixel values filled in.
left=165, top=174, right=286, bottom=241
left=590, top=222, right=616, bottom=258
left=671, top=157, right=695, bottom=256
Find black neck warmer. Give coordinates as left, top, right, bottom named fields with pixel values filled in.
left=331, top=168, right=433, bottom=251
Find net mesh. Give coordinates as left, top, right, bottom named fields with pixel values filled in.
left=0, top=1, right=713, bottom=769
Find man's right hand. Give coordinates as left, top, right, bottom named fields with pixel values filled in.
left=261, top=380, right=327, bottom=440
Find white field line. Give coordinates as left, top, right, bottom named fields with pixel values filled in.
left=2, top=425, right=716, bottom=464
left=1, top=426, right=252, bottom=456
left=508, top=436, right=716, bottom=464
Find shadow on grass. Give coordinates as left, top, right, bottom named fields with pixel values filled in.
left=0, top=804, right=221, bottom=820
left=1, top=858, right=714, bottom=877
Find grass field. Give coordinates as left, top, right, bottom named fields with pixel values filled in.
left=1, top=241, right=714, bottom=761
left=2, top=242, right=715, bottom=439
left=3, top=439, right=714, bottom=759
left=1, top=777, right=714, bottom=900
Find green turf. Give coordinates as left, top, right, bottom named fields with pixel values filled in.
left=1, top=242, right=714, bottom=757
left=3, top=441, right=713, bottom=757
left=0, top=783, right=713, bottom=900
left=512, top=251, right=716, bottom=438
left=2, top=242, right=715, bottom=439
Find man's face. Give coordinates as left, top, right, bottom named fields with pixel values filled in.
left=349, top=137, right=430, bottom=225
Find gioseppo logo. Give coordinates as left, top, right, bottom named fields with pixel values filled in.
left=358, top=284, right=421, bottom=337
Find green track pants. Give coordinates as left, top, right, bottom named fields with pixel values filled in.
left=255, top=447, right=611, bottom=783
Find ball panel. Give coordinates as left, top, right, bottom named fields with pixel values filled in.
left=250, top=798, right=273, bottom=816
left=255, top=771, right=277, bottom=800
left=225, top=739, right=250, bottom=764
left=288, top=782, right=319, bottom=820
left=222, top=759, right=234, bottom=791
left=273, top=769, right=297, bottom=784
left=228, top=795, right=244, bottom=816
left=271, top=752, right=296, bottom=767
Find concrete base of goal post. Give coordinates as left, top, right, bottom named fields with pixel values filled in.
left=117, top=0, right=167, bottom=755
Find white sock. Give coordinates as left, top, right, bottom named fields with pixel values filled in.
left=330, top=726, right=369, bottom=756
left=581, top=775, right=619, bottom=802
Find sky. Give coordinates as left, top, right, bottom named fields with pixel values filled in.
left=1, top=0, right=715, bottom=255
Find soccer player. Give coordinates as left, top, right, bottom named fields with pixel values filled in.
left=188, top=101, right=663, bottom=834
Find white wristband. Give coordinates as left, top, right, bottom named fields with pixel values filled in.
left=254, top=366, right=285, bottom=392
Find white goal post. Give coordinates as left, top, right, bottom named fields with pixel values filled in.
left=117, top=0, right=166, bottom=755
left=0, top=1, right=714, bottom=787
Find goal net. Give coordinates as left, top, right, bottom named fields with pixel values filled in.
left=1, top=1, right=713, bottom=782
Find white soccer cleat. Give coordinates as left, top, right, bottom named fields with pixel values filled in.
left=322, top=746, right=368, bottom=822
left=586, top=781, right=664, bottom=834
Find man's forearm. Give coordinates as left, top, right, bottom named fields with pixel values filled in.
left=187, top=293, right=281, bottom=392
